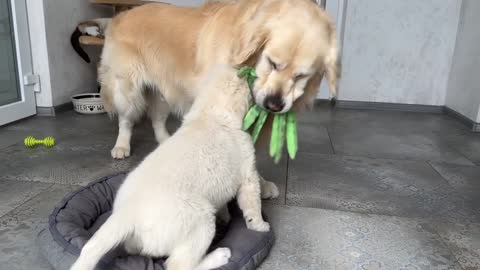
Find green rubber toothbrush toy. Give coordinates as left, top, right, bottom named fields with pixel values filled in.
left=238, top=66, right=298, bottom=163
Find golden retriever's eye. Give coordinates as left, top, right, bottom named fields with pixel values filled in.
left=268, top=57, right=278, bottom=70
left=293, top=73, right=308, bottom=82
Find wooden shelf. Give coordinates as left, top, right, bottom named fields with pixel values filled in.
left=90, top=0, right=144, bottom=6
left=79, top=35, right=105, bottom=46
left=83, top=0, right=165, bottom=46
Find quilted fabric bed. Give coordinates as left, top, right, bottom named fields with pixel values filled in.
left=37, top=173, right=274, bottom=270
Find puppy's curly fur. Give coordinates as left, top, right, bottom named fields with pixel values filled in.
left=71, top=66, right=270, bottom=270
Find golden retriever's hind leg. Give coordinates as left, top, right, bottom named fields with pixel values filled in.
left=111, top=78, right=144, bottom=159
left=146, top=89, right=171, bottom=144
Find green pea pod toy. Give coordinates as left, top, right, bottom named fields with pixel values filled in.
left=286, top=111, right=298, bottom=159
left=274, top=114, right=286, bottom=163
left=238, top=66, right=298, bottom=163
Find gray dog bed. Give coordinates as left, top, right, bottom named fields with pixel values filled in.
left=37, top=173, right=274, bottom=270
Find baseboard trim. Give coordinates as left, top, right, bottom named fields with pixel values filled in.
left=314, top=98, right=336, bottom=106
left=444, top=106, right=480, bottom=133
left=335, top=100, right=444, bottom=113
left=474, top=123, right=480, bottom=133
left=37, top=100, right=480, bottom=133
left=36, top=107, right=55, bottom=116
left=36, top=102, right=73, bottom=117
left=54, top=102, right=73, bottom=113
left=320, top=100, right=479, bottom=132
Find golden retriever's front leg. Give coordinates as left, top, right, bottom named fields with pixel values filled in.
left=259, top=175, right=280, bottom=200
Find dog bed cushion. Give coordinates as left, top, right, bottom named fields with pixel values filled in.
left=37, top=173, right=274, bottom=270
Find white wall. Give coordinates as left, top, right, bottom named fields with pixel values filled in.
left=42, top=0, right=111, bottom=106
left=445, top=0, right=480, bottom=123
left=339, top=0, right=461, bottom=106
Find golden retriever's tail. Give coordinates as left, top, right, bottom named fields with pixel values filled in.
left=71, top=18, right=111, bottom=63
left=325, top=26, right=341, bottom=98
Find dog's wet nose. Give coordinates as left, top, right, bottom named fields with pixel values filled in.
left=264, top=95, right=285, bottom=113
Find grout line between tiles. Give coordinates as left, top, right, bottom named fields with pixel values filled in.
left=0, top=183, right=55, bottom=220
left=1, top=177, right=86, bottom=187
left=420, top=219, right=467, bottom=270
left=326, top=126, right=336, bottom=154
left=425, top=161, right=459, bottom=189
left=296, top=151, right=475, bottom=167
left=284, top=158, right=289, bottom=205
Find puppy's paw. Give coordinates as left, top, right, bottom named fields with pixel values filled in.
left=111, top=146, right=130, bottom=159
left=204, top=247, right=231, bottom=269
left=247, top=219, right=270, bottom=232
left=261, top=180, right=280, bottom=199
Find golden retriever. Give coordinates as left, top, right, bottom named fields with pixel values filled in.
left=91, top=0, right=339, bottom=160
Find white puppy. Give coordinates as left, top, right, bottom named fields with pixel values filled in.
left=70, top=66, right=270, bottom=270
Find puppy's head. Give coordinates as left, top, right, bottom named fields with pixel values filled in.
left=232, top=0, right=340, bottom=113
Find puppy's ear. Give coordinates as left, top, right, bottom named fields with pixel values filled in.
left=324, top=26, right=341, bottom=98
left=293, top=72, right=323, bottom=112
left=232, top=23, right=267, bottom=65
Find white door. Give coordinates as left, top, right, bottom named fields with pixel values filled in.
left=0, top=0, right=36, bottom=126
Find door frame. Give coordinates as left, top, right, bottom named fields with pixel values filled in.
left=0, top=0, right=36, bottom=126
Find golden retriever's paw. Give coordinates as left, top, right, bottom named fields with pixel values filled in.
left=111, top=146, right=130, bottom=159
left=261, top=180, right=280, bottom=200
left=247, top=219, right=270, bottom=232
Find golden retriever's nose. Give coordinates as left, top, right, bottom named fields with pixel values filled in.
left=264, top=95, right=285, bottom=112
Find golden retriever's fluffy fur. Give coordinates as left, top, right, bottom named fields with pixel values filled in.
left=96, top=0, right=339, bottom=159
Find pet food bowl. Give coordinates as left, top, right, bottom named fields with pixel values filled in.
left=71, top=93, right=105, bottom=114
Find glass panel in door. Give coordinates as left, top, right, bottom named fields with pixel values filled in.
left=0, top=0, right=20, bottom=106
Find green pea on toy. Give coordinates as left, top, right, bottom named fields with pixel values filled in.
left=238, top=66, right=298, bottom=164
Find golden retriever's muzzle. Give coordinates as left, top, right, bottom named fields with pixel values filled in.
left=263, top=94, right=285, bottom=113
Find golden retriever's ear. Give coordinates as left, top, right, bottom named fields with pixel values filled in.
left=232, top=25, right=267, bottom=65
left=324, top=27, right=341, bottom=98
left=293, top=72, right=323, bottom=112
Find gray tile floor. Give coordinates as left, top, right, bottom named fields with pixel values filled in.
left=0, top=106, right=479, bottom=270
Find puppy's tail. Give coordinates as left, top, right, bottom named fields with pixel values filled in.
left=71, top=18, right=112, bottom=63
left=70, top=214, right=130, bottom=270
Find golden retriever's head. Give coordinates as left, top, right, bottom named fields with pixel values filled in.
left=232, top=0, right=340, bottom=113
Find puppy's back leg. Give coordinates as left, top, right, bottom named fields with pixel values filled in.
left=165, top=215, right=231, bottom=270
left=70, top=214, right=131, bottom=270
left=195, top=248, right=231, bottom=270
left=110, top=77, right=144, bottom=159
